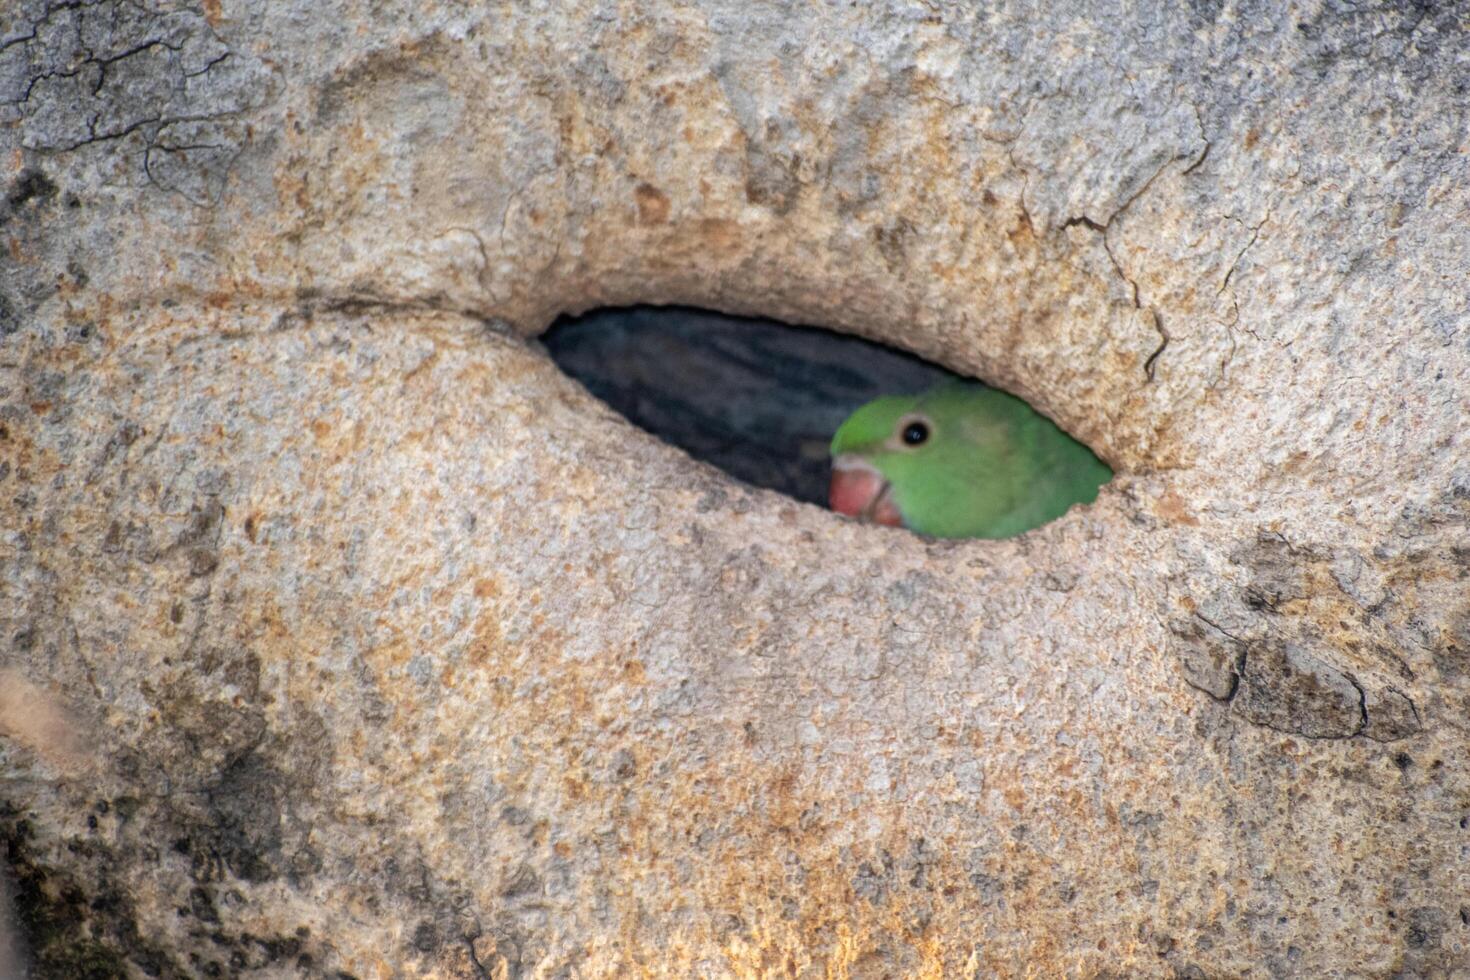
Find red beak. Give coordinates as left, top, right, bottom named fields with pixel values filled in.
left=829, top=459, right=903, bottom=527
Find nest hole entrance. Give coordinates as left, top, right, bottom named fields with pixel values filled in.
left=543, top=306, right=1112, bottom=537
left=544, top=306, right=959, bottom=505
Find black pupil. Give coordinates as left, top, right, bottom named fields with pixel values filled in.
left=902, top=421, right=929, bottom=445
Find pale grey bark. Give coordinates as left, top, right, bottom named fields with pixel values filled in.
left=2, top=0, right=1468, bottom=976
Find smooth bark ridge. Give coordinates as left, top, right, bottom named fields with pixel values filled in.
left=2, top=1, right=1467, bottom=976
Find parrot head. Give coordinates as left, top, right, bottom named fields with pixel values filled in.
left=827, top=393, right=934, bottom=529
left=828, top=382, right=1111, bottom=539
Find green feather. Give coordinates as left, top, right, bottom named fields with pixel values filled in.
left=830, top=382, right=1111, bottom=539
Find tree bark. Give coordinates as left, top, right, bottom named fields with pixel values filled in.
left=2, top=0, right=1467, bottom=975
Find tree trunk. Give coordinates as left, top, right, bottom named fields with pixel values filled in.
left=2, top=1, right=1467, bottom=975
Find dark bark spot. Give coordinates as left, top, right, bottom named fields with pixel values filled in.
left=7, top=168, right=58, bottom=209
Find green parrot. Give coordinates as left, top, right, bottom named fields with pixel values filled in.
left=828, top=382, right=1111, bottom=539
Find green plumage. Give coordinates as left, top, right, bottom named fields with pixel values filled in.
left=830, top=382, right=1111, bottom=539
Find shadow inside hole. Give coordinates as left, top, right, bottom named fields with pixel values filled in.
left=542, top=306, right=962, bottom=505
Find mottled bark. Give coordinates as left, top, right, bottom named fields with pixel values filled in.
left=2, top=0, right=1468, bottom=976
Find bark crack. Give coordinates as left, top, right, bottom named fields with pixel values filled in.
left=1218, top=212, right=1271, bottom=298
left=1190, top=611, right=1247, bottom=702
left=1048, top=106, right=1206, bottom=383
left=0, top=0, right=99, bottom=55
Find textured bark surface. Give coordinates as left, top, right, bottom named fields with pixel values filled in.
left=2, top=0, right=1469, bottom=976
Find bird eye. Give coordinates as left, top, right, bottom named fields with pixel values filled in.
left=901, top=420, right=930, bottom=446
